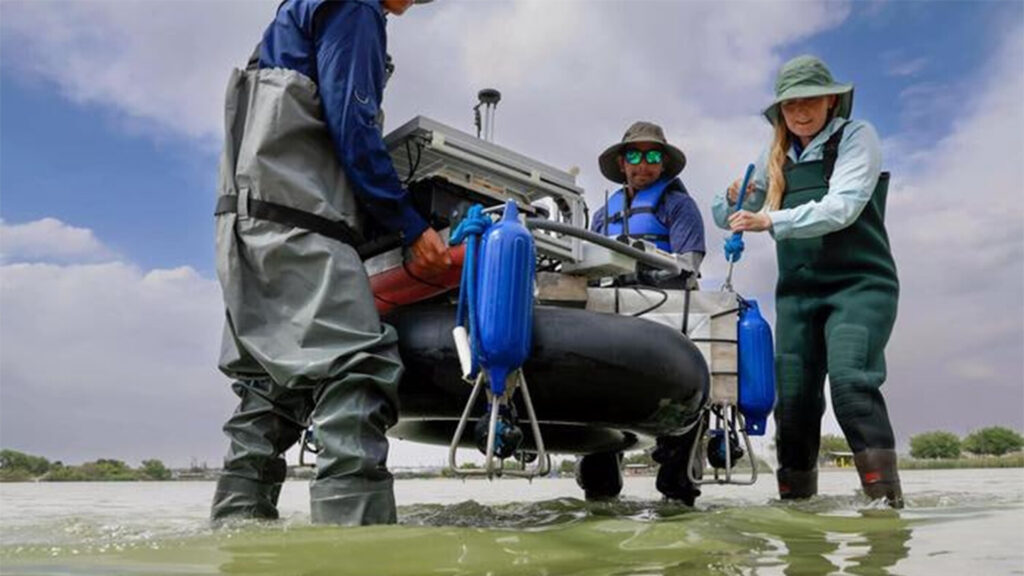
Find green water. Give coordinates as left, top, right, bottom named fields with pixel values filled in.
left=1, top=471, right=1022, bottom=575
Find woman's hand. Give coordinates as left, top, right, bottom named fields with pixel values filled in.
left=727, top=179, right=757, bottom=206
left=728, top=210, right=773, bottom=233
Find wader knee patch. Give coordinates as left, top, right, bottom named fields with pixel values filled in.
left=828, top=324, right=873, bottom=419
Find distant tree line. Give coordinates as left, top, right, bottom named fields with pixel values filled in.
left=909, top=427, right=1023, bottom=460
left=0, top=450, right=171, bottom=482
left=814, top=427, right=1024, bottom=461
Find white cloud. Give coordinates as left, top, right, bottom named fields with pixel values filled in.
left=0, top=246, right=232, bottom=466
left=0, top=218, right=117, bottom=264
left=1, top=0, right=847, bottom=187
left=1, top=0, right=1021, bottom=467
left=384, top=0, right=849, bottom=294
left=0, top=0, right=850, bottom=328
left=0, top=217, right=227, bottom=466
left=883, top=24, right=1024, bottom=435
left=0, top=0, right=278, bottom=144
left=0, top=220, right=450, bottom=467
left=886, top=56, right=928, bottom=78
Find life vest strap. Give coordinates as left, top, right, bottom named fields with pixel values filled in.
left=607, top=206, right=656, bottom=223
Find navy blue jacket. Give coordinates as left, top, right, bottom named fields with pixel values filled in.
left=259, top=0, right=428, bottom=245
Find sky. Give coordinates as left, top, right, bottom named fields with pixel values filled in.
left=1, top=0, right=1022, bottom=469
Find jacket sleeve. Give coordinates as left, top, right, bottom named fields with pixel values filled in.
left=314, top=2, right=428, bottom=245
left=663, top=191, right=706, bottom=255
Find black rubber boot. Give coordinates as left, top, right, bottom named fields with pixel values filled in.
left=854, top=449, right=904, bottom=509
left=652, top=432, right=701, bottom=506
left=777, top=468, right=818, bottom=500
left=576, top=451, right=623, bottom=501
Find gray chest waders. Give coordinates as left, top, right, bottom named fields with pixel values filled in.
left=210, top=61, right=403, bottom=525
left=773, top=124, right=904, bottom=507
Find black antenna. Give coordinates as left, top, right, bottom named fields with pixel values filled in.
left=622, top=186, right=630, bottom=240
left=604, top=189, right=610, bottom=236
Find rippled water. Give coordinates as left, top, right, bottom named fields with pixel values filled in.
left=1, top=469, right=1021, bottom=575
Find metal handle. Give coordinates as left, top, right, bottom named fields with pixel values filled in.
left=448, top=369, right=550, bottom=480
left=688, top=405, right=758, bottom=486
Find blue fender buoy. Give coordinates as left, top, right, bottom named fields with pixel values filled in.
left=475, top=201, right=535, bottom=396
left=738, top=299, right=775, bottom=435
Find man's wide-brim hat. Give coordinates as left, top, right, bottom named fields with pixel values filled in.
left=764, top=55, right=854, bottom=124
left=598, top=121, right=686, bottom=184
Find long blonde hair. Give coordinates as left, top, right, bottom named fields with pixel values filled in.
left=765, top=119, right=790, bottom=212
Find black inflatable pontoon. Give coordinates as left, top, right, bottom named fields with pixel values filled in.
left=387, top=305, right=710, bottom=455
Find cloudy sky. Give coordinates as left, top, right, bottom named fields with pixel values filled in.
left=1, top=0, right=1021, bottom=469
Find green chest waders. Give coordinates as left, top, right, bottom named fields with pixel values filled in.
left=773, top=125, right=904, bottom=507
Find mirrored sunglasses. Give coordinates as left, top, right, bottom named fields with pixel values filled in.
left=623, top=149, right=664, bottom=166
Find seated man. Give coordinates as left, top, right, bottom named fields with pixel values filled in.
left=591, top=121, right=706, bottom=284
left=578, top=121, right=706, bottom=505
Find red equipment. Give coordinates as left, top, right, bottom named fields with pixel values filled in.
left=370, top=245, right=466, bottom=314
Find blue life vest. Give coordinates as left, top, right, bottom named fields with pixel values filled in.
left=604, top=178, right=674, bottom=251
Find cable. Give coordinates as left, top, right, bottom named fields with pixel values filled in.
left=630, top=286, right=669, bottom=317
left=403, top=140, right=423, bottom=186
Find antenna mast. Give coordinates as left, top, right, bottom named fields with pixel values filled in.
left=473, top=88, right=502, bottom=142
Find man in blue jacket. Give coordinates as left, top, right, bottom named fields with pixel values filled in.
left=583, top=121, right=706, bottom=506
left=211, top=0, right=449, bottom=525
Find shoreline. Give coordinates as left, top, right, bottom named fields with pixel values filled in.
left=3, top=460, right=1022, bottom=483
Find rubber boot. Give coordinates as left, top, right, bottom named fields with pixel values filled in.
left=210, top=378, right=307, bottom=523
left=652, top=433, right=701, bottom=506
left=854, top=449, right=904, bottom=509
left=305, top=372, right=399, bottom=525
left=310, top=476, right=397, bottom=525
left=777, top=468, right=818, bottom=499
left=211, top=474, right=283, bottom=522
left=576, top=451, right=623, bottom=500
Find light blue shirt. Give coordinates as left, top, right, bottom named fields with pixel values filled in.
left=711, top=117, right=882, bottom=240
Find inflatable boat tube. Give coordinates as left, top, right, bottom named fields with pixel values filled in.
left=387, top=305, right=710, bottom=455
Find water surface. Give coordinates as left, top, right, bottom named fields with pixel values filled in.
left=1, top=468, right=1021, bottom=575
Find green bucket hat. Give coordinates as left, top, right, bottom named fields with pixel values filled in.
left=763, top=55, right=854, bottom=124
left=598, top=121, right=686, bottom=184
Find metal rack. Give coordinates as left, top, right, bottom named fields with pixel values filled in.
left=385, top=116, right=587, bottom=264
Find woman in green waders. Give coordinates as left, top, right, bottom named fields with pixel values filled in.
left=712, top=55, right=903, bottom=508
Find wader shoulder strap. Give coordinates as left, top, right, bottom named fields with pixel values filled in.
left=822, top=121, right=849, bottom=182
left=216, top=194, right=371, bottom=257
